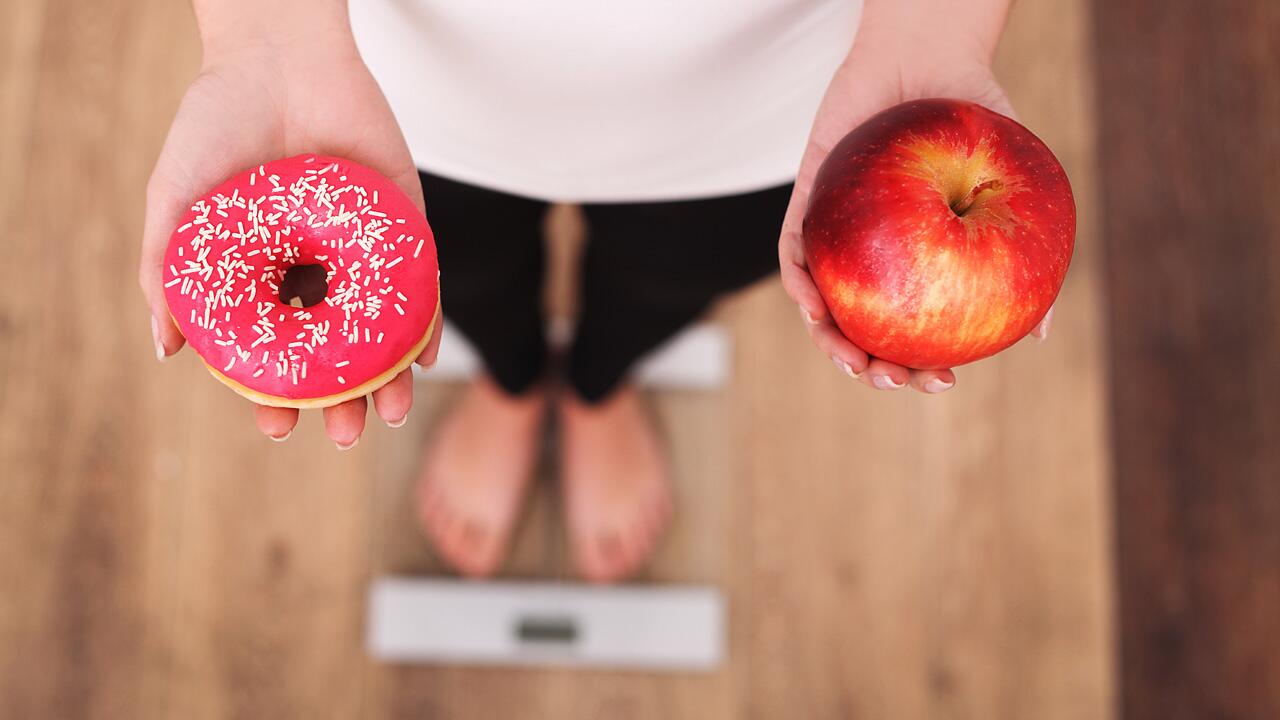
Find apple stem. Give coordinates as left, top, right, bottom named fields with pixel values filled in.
left=951, top=178, right=1004, bottom=216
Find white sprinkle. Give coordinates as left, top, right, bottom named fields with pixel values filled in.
left=385, top=256, right=403, bottom=269
left=164, top=277, right=182, bottom=288
left=335, top=360, right=350, bottom=368
left=413, top=239, right=424, bottom=258
left=337, top=376, right=346, bottom=385
left=394, top=303, right=405, bottom=316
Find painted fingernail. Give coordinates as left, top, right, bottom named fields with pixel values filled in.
left=336, top=436, right=360, bottom=451
left=832, top=357, right=860, bottom=379
left=387, top=414, right=408, bottom=429
left=151, top=316, right=166, bottom=362
left=873, top=374, right=905, bottom=390
left=269, top=429, right=292, bottom=442
left=924, top=378, right=954, bottom=394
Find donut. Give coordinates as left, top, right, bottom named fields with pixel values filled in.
left=162, top=154, right=440, bottom=409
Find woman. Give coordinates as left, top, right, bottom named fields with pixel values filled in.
left=140, top=0, right=1046, bottom=582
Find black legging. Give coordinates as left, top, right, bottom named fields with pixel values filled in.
left=419, top=171, right=792, bottom=403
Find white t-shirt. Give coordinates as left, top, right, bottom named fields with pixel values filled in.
left=350, top=0, right=863, bottom=202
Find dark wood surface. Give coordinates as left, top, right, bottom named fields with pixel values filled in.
left=1094, top=1, right=1280, bottom=718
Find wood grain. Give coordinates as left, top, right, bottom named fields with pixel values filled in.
left=0, top=0, right=1113, bottom=718
left=1094, top=1, right=1280, bottom=718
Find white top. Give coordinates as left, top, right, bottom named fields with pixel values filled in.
left=350, top=0, right=863, bottom=202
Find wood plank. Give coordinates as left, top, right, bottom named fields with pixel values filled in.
left=1094, top=1, right=1280, bottom=718
left=0, top=0, right=196, bottom=717
left=736, top=0, right=1114, bottom=716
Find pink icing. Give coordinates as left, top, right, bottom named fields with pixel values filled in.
left=163, top=154, right=439, bottom=400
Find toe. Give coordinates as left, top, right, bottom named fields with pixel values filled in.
left=582, top=530, right=635, bottom=584
left=458, top=520, right=505, bottom=578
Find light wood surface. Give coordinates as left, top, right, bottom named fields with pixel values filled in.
left=0, top=0, right=1113, bottom=718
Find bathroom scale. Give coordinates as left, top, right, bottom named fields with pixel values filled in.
left=367, top=577, right=725, bottom=670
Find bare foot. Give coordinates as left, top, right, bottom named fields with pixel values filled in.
left=417, top=376, right=546, bottom=577
left=558, top=385, right=673, bottom=583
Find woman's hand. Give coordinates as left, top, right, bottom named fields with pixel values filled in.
left=778, top=0, right=1049, bottom=394
left=139, top=3, right=441, bottom=447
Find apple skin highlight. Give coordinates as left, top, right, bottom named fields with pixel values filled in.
left=803, top=98, right=1076, bottom=370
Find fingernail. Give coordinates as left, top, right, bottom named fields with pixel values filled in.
left=924, top=378, right=954, bottom=394
left=336, top=436, right=359, bottom=451
left=873, top=374, right=904, bottom=390
left=151, top=316, right=166, bottom=362
left=832, top=357, right=860, bottom=379
left=800, top=308, right=818, bottom=325
left=387, top=414, right=407, bottom=429
left=1037, top=308, right=1054, bottom=342
left=269, top=429, right=292, bottom=442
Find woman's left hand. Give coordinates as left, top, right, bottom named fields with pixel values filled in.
left=778, top=1, right=1050, bottom=394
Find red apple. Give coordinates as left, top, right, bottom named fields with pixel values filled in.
left=802, top=98, right=1075, bottom=370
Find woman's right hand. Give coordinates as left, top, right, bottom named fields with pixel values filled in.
left=139, top=4, right=441, bottom=448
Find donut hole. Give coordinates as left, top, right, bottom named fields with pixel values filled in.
left=279, top=264, right=329, bottom=308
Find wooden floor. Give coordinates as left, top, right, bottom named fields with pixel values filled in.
left=0, top=0, right=1113, bottom=718
left=1096, top=2, right=1280, bottom=718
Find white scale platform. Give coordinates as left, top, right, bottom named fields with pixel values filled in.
left=368, top=578, right=724, bottom=670
left=372, top=321, right=728, bottom=670
left=414, top=318, right=730, bottom=391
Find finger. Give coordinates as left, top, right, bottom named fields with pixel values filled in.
left=804, top=319, right=870, bottom=377
left=140, top=172, right=193, bottom=360
left=908, top=368, right=956, bottom=395
left=372, top=368, right=414, bottom=428
left=862, top=358, right=909, bottom=391
left=780, top=258, right=832, bottom=325
left=324, top=396, right=368, bottom=450
left=1031, top=305, right=1055, bottom=341
left=254, top=404, right=299, bottom=441
left=416, top=309, right=445, bottom=369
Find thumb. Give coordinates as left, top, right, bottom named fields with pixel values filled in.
left=139, top=170, right=190, bottom=360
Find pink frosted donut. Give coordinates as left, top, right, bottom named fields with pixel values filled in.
left=163, top=154, right=440, bottom=408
